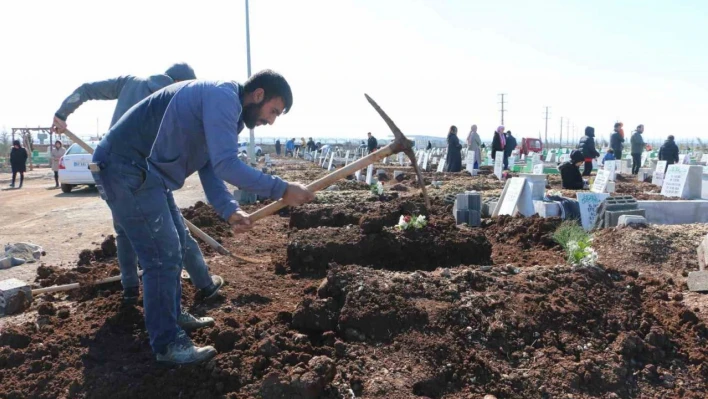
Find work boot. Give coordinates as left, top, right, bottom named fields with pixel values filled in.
left=199, top=275, right=224, bottom=300
left=156, top=330, right=217, bottom=365
left=8, top=183, right=14, bottom=188
left=177, top=310, right=215, bottom=331
left=122, top=286, right=140, bottom=305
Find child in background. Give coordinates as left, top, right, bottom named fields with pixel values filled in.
left=602, top=148, right=616, bottom=166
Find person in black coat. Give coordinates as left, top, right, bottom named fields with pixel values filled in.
left=658, top=135, right=680, bottom=169
left=609, top=122, right=625, bottom=160
left=444, top=125, right=462, bottom=172
left=9, top=140, right=29, bottom=188
left=559, top=150, right=587, bottom=190
left=274, top=139, right=281, bottom=156
left=577, top=126, right=600, bottom=176
left=426, top=141, right=432, bottom=150
left=367, top=132, right=378, bottom=154
left=503, top=131, right=517, bottom=170
left=491, top=125, right=505, bottom=163
left=307, top=137, right=316, bottom=152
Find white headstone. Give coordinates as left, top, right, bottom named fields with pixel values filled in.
left=294, top=148, right=299, bottom=158
left=383, top=155, right=389, bottom=165
left=509, top=155, right=517, bottom=167
left=532, top=163, right=544, bottom=175
left=398, top=152, right=405, bottom=166
left=437, top=158, right=446, bottom=173
left=365, top=164, right=374, bottom=185
left=422, top=152, right=429, bottom=171
left=701, top=154, right=708, bottom=164
left=577, top=192, right=610, bottom=231
left=559, top=154, right=570, bottom=163
left=547, top=152, right=557, bottom=163
left=355, top=169, right=362, bottom=181
left=591, top=169, right=610, bottom=193
left=465, top=150, right=476, bottom=174
left=494, top=177, right=527, bottom=216
left=327, top=151, right=335, bottom=171
left=641, top=152, right=648, bottom=168
left=661, top=165, right=702, bottom=199
left=264, top=154, right=272, bottom=166
left=494, top=151, right=504, bottom=180
left=313, top=150, right=318, bottom=163
left=344, top=150, right=351, bottom=166
left=652, top=160, right=667, bottom=187
left=604, top=160, right=617, bottom=181
left=680, top=154, right=691, bottom=164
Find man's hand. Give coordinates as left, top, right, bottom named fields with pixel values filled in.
left=51, top=116, right=67, bottom=134
left=228, top=209, right=252, bottom=234
left=282, top=182, right=315, bottom=207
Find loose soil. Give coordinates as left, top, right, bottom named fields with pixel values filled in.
left=2, top=158, right=707, bottom=399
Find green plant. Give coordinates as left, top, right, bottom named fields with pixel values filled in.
left=553, top=221, right=598, bottom=266
left=370, top=181, right=384, bottom=196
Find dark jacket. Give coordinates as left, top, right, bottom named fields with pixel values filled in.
left=367, top=136, right=378, bottom=153
left=577, top=127, right=600, bottom=159
left=610, top=131, right=624, bottom=155
left=491, top=132, right=505, bottom=159
left=630, top=131, right=645, bottom=154
left=659, top=138, right=679, bottom=164
left=307, top=139, right=316, bottom=152
left=559, top=161, right=584, bottom=190
left=10, top=147, right=29, bottom=172
left=445, top=133, right=462, bottom=172
left=504, top=133, right=517, bottom=157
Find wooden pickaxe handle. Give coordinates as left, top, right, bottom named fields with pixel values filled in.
left=249, top=145, right=395, bottom=223
left=32, top=271, right=144, bottom=295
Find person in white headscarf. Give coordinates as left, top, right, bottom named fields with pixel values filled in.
left=466, top=124, right=482, bottom=169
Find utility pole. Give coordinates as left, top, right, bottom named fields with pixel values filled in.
left=566, top=119, right=570, bottom=147
left=498, top=93, right=507, bottom=125
left=543, top=106, right=550, bottom=147
left=245, top=0, right=256, bottom=165
left=559, top=117, right=563, bottom=149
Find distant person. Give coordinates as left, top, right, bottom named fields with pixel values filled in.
left=577, top=126, right=600, bottom=176
left=466, top=124, right=482, bottom=169
left=426, top=141, right=432, bottom=150
left=630, top=124, right=646, bottom=175
left=274, top=139, right=281, bottom=156
left=300, top=137, right=306, bottom=151
left=49, top=63, right=223, bottom=308
left=503, top=130, right=517, bottom=170
left=659, top=135, right=679, bottom=167
left=9, top=140, right=28, bottom=189
left=307, top=137, right=316, bottom=152
left=444, top=125, right=462, bottom=172
left=50, top=140, right=66, bottom=188
left=491, top=125, right=506, bottom=165
left=559, top=150, right=587, bottom=190
left=285, top=138, right=295, bottom=156
left=610, top=122, right=625, bottom=160
left=367, top=132, right=378, bottom=154
left=602, top=148, right=616, bottom=166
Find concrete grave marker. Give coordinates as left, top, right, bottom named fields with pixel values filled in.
left=680, top=154, right=691, bottom=164
left=532, top=163, right=544, bottom=175
left=398, top=152, right=405, bottom=166
left=313, top=150, right=318, bottom=163
left=264, top=154, right=272, bottom=166
left=591, top=169, right=610, bottom=193
left=577, top=192, right=610, bottom=231
left=422, top=152, right=429, bottom=171
left=493, top=177, right=527, bottom=217
left=661, top=164, right=703, bottom=199
left=605, top=160, right=617, bottom=181
left=437, top=157, right=446, bottom=173
left=559, top=154, right=570, bottom=163
left=641, top=152, right=648, bottom=168
left=465, top=150, right=476, bottom=174
left=327, top=151, right=335, bottom=171
left=494, top=151, right=504, bottom=180
left=547, top=152, right=556, bottom=163
left=355, top=169, right=362, bottom=181
left=701, top=154, right=708, bottom=164
left=365, top=164, right=374, bottom=185
left=344, top=150, right=351, bottom=166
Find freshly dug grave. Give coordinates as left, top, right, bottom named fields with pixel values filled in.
left=482, top=215, right=566, bottom=266
left=289, top=198, right=424, bottom=230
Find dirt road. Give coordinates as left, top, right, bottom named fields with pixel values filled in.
left=0, top=174, right=207, bottom=283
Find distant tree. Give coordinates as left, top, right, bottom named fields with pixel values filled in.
left=0, top=128, right=9, bottom=157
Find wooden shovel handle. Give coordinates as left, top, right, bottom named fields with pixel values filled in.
left=32, top=271, right=144, bottom=295
left=249, top=145, right=395, bottom=223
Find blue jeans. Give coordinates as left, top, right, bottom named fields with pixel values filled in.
left=115, top=222, right=212, bottom=291
left=92, top=147, right=184, bottom=354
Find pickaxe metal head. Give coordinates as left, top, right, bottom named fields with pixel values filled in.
left=365, top=94, right=431, bottom=209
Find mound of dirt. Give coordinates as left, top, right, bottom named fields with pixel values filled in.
left=482, top=215, right=566, bottom=266
left=181, top=201, right=233, bottom=254
left=77, top=235, right=117, bottom=266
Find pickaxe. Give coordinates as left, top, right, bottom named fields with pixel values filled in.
left=57, top=129, right=261, bottom=263
left=248, top=94, right=430, bottom=222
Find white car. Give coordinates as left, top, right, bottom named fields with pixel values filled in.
left=237, top=142, right=263, bottom=156
left=58, top=142, right=98, bottom=193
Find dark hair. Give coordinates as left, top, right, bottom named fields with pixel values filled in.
left=55, top=140, right=62, bottom=146
left=668, top=135, right=675, bottom=140
left=607, top=149, right=614, bottom=153
left=244, top=69, right=293, bottom=113
left=614, top=122, right=621, bottom=128
left=13, top=140, right=21, bottom=147
left=449, top=125, right=457, bottom=134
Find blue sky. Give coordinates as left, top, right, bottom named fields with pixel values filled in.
left=1, top=0, right=706, bottom=144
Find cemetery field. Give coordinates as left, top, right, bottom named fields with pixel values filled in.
left=1, top=158, right=708, bottom=399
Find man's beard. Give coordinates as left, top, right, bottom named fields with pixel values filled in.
left=243, top=103, right=265, bottom=129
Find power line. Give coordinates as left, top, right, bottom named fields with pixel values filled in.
left=498, top=93, right=507, bottom=125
